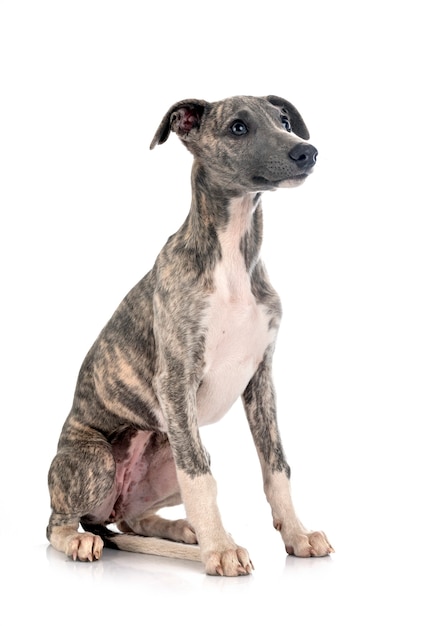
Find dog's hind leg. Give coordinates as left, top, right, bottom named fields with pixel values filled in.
left=47, top=433, right=116, bottom=561
left=48, top=515, right=105, bottom=561
left=118, top=515, right=197, bottom=545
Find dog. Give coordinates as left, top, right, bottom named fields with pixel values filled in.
left=47, top=95, right=333, bottom=576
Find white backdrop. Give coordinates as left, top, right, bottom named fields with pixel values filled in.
left=1, top=1, right=436, bottom=623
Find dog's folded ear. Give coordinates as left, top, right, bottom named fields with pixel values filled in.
left=265, top=96, right=310, bottom=140
left=150, top=99, right=209, bottom=149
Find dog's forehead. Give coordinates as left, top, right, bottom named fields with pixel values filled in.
left=211, top=96, right=279, bottom=123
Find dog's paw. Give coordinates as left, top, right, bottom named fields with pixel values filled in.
left=204, top=547, right=253, bottom=576
left=285, top=530, right=334, bottom=557
left=170, top=519, right=197, bottom=544
left=65, top=531, right=104, bottom=562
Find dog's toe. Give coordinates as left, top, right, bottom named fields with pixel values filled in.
left=163, top=518, right=197, bottom=544
left=204, top=547, right=253, bottom=576
left=66, top=532, right=104, bottom=561
left=180, top=523, right=197, bottom=545
left=286, top=530, right=334, bottom=558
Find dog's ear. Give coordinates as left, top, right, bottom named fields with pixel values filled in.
left=265, top=95, right=310, bottom=140
left=150, top=99, right=209, bottom=149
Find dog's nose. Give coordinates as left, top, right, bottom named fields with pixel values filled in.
left=289, top=143, right=318, bottom=168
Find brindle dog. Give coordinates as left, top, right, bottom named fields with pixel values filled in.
left=47, top=95, right=333, bottom=576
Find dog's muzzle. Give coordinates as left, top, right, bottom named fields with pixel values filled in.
left=289, top=143, right=318, bottom=170
left=254, top=142, right=318, bottom=188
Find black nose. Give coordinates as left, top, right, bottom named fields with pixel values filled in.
left=289, top=143, right=318, bottom=169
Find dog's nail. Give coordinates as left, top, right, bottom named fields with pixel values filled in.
left=216, top=566, right=224, bottom=576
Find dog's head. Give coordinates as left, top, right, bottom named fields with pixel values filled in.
left=150, top=95, right=317, bottom=194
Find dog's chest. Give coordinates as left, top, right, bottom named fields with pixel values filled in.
left=197, top=208, right=275, bottom=425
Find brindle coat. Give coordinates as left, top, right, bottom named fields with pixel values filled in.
left=47, top=95, right=333, bottom=576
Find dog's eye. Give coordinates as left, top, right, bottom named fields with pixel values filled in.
left=281, top=116, right=292, bottom=132
left=230, top=120, right=248, bottom=136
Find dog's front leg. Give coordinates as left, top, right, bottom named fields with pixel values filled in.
left=154, top=370, right=253, bottom=576
left=242, top=351, right=334, bottom=557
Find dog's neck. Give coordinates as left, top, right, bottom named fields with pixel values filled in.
left=186, top=162, right=264, bottom=274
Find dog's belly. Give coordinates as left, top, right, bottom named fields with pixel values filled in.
left=85, top=429, right=181, bottom=523
left=197, top=296, right=274, bottom=426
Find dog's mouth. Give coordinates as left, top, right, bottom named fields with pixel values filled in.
left=252, top=173, right=308, bottom=189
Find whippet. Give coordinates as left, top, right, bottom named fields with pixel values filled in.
left=47, top=95, right=333, bottom=576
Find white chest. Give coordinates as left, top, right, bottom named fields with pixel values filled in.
left=196, top=198, right=276, bottom=425
left=197, top=289, right=273, bottom=426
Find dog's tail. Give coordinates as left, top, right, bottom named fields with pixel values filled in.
left=81, top=523, right=202, bottom=562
